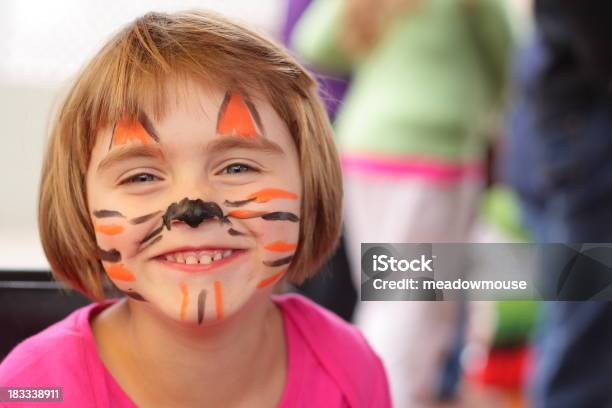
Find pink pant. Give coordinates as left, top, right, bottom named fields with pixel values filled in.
left=343, top=172, right=482, bottom=407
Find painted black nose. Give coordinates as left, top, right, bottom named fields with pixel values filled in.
left=163, top=198, right=225, bottom=229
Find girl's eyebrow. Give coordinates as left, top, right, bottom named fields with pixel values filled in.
left=97, top=145, right=165, bottom=173
left=206, top=136, right=285, bottom=156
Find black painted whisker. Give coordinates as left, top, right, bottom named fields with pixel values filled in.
left=140, top=225, right=164, bottom=245
left=93, top=209, right=125, bottom=218
left=108, top=121, right=117, bottom=151
left=197, top=289, right=207, bottom=324
left=98, top=247, right=121, bottom=263
left=261, top=212, right=299, bottom=222
left=122, top=290, right=147, bottom=302
left=130, top=210, right=162, bottom=225
left=224, top=198, right=255, bottom=208
left=138, top=112, right=160, bottom=142
left=140, top=235, right=162, bottom=252
left=263, top=255, right=294, bottom=267
left=227, top=228, right=246, bottom=236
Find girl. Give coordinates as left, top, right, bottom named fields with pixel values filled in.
left=0, top=11, right=390, bottom=407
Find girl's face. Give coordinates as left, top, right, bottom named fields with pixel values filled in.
left=86, top=82, right=301, bottom=325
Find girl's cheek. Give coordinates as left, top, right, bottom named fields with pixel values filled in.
left=245, top=195, right=300, bottom=241
left=252, top=220, right=299, bottom=289
left=93, top=225, right=135, bottom=284
left=254, top=219, right=300, bottom=248
left=251, top=203, right=300, bottom=269
left=94, top=218, right=162, bottom=287
left=92, top=214, right=157, bottom=263
left=94, top=227, right=140, bottom=258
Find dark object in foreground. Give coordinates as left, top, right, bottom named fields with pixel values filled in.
left=0, top=271, right=90, bottom=360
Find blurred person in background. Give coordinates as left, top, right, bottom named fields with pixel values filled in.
left=503, top=0, right=612, bottom=406
left=292, top=0, right=512, bottom=406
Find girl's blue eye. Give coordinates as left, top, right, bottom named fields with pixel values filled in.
left=223, top=163, right=253, bottom=174
left=121, top=173, right=159, bottom=184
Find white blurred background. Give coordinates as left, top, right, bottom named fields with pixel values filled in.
left=0, top=0, right=284, bottom=269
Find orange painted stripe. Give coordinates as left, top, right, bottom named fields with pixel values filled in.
left=256, top=270, right=286, bottom=289
left=214, top=281, right=223, bottom=320
left=114, top=116, right=155, bottom=146
left=94, top=224, right=125, bottom=235
left=105, top=264, right=136, bottom=281
left=227, top=210, right=265, bottom=219
left=217, top=93, right=258, bottom=137
left=179, top=282, right=189, bottom=321
left=264, top=241, right=297, bottom=252
left=248, top=188, right=298, bottom=203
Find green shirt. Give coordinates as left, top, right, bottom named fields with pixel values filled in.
left=292, top=0, right=513, bottom=161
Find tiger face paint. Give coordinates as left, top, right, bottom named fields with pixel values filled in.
left=216, top=91, right=263, bottom=137
left=86, top=81, right=301, bottom=326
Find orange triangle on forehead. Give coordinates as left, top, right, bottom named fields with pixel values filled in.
left=216, top=92, right=259, bottom=137
left=113, top=116, right=156, bottom=146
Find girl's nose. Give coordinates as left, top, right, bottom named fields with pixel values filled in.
left=162, top=198, right=226, bottom=230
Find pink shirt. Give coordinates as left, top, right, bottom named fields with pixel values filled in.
left=0, top=294, right=390, bottom=407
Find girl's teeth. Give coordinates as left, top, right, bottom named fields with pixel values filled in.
left=165, top=250, right=237, bottom=264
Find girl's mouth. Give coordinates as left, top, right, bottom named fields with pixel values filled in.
left=154, top=248, right=246, bottom=272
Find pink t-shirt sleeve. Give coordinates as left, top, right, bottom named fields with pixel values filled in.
left=275, top=294, right=392, bottom=407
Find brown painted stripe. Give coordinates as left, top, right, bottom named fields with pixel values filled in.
left=140, top=235, right=162, bottom=252
left=263, top=255, right=294, bottom=267
left=261, top=212, right=299, bottom=222
left=223, top=198, right=255, bottom=207
left=244, top=98, right=264, bottom=134
left=140, top=225, right=164, bottom=244
left=216, top=92, right=232, bottom=133
left=228, top=228, right=246, bottom=236
left=98, top=247, right=121, bottom=262
left=124, top=290, right=147, bottom=302
left=138, top=112, right=160, bottom=142
left=197, top=289, right=207, bottom=324
left=108, top=122, right=118, bottom=150
left=93, top=209, right=125, bottom=218
left=130, top=210, right=162, bottom=225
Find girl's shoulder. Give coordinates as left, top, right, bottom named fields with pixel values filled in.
left=273, top=293, right=391, bottom=407
left=0, top=302, right=114, bottom=405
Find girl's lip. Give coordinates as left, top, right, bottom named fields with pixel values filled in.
left=154, top=249, right=247, bottom=273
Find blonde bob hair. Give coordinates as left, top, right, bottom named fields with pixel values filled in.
left=38, top=10, right=342, bottom=301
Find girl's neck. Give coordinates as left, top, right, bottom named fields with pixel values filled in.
left=93, top=295, right=287, bottom=407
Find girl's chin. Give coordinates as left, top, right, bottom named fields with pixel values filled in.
left=133, top=285, right=260, bottom=327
